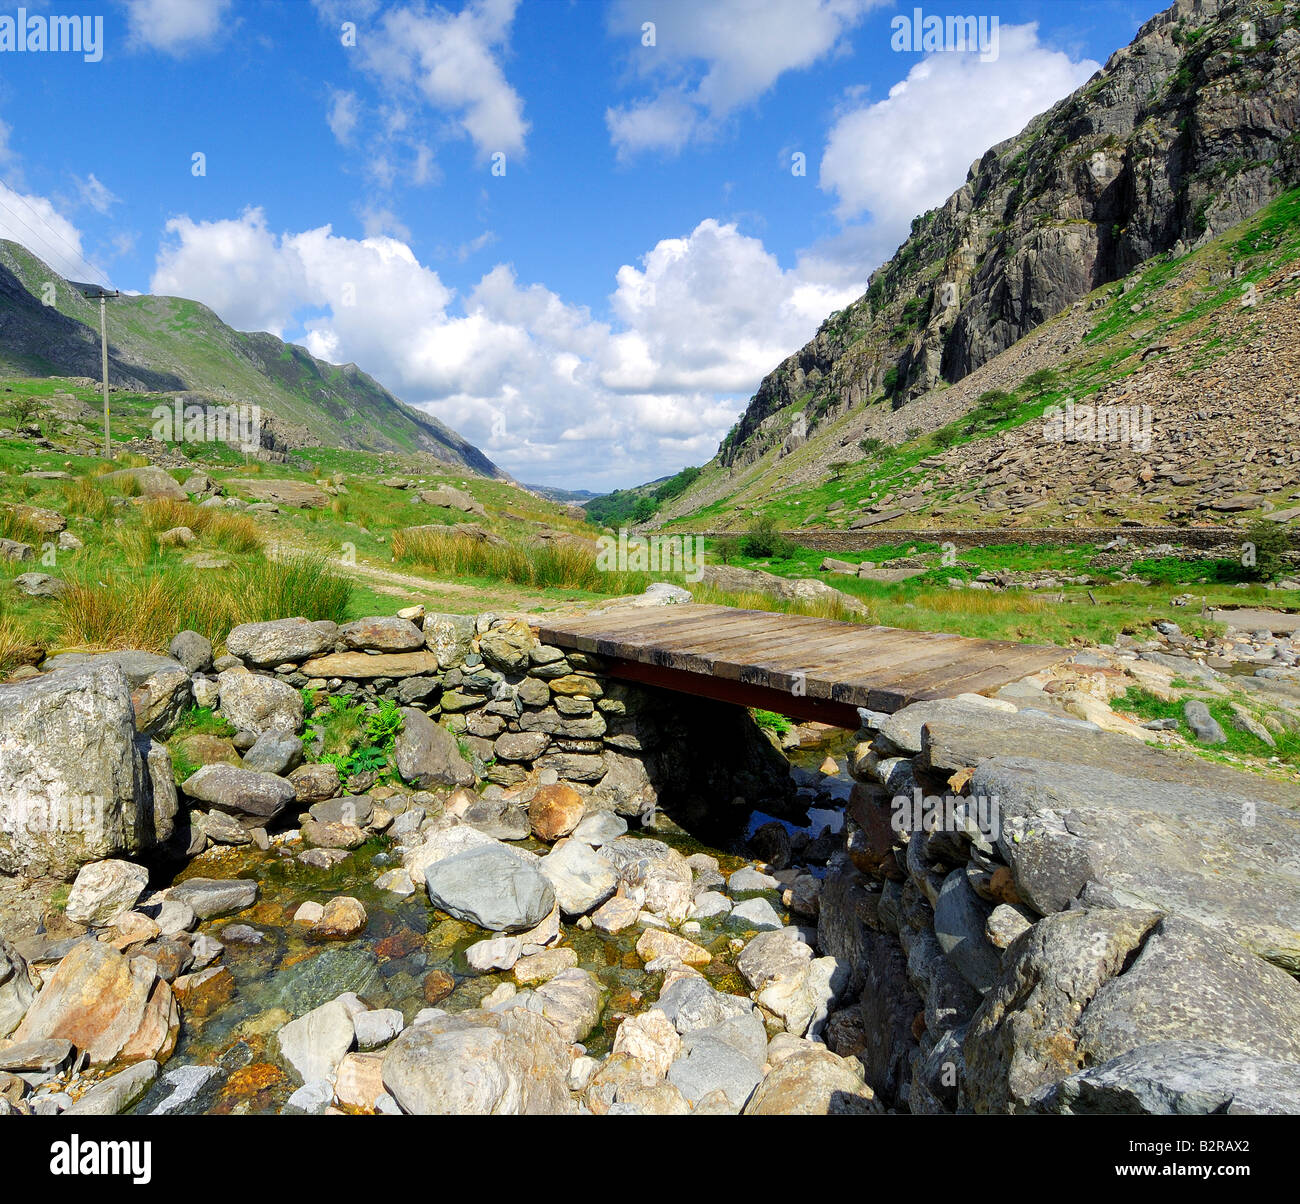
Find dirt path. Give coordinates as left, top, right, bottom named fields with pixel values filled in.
left=264, top=539, right=568, bottom=613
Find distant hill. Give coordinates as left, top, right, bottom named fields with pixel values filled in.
left=0, top=239, right=506, bottom=477
left=526, top=483, right=600, bottom=504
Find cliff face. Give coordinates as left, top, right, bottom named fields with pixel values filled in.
left=719, top=0, right=1300, bottom=470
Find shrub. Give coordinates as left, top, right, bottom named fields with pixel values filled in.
left=712, top=536, right=741, bottom=565
left=1242, top=519, right=1290, bottom=581
left=739, top=515, right=796, bottom=559
left=1022, top=368, right=1059, bottom=396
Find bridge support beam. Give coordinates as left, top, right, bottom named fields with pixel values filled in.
left=599, top=657, right=864, bottom=730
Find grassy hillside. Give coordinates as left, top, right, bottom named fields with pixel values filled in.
left=0, top=239, right=503, bottom=475
left=655, top=187, right=1300, bottom=535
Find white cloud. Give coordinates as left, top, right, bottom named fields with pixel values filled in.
left=820, top=22, right=1099, bottom=238
left=146, top=209, right=854, bottom=488
left=606, top=0, right=883, bottom=156
left=121, top=0, right=232, bottom=55
left=326, top=90, right=359, bottom=146
left=77, top=173, right=120, bottom=215
left=347, top=0, right=529, bottom=160
left=0, top=181, right=103, bottom=283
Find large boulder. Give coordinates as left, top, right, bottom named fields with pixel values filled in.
left=163, top=877, right=258, bottom=919
left=226, top=479, right=329, bottom=509
left=417, top=485, right=486, bottom=516
left=522, top=968, right=605, bottom=1043
left=182, top=763, right=296, bottom=824
left=39, top=651, right=193, bottom=737
left=743, top=1047, right=879, bottom=1115
left=964, top=908, right=1300, bottom=1114
left=393, top=708, right=474, bottom=789
left=1028, top=1041, right=1300, bottom=1115
left=65, top=859, right=150, bottom=927
left=972, top=756, right=1300, bottom=971
left=0, top=936, right=36, bottom=1038
left=277, top=998, right=356, bottom=1084
left=240, top=729, right=303, bottom=776
left=539, top=839, right=618, bottom=916
left=382, top=1007, right=572, bottom=1114
left=224, top=618, right=338, bottom=667
left=12, top=941, right=178, bottom=1065
left=0, top=662, right=173, bottom=877
left=217, top=669, right=303, bottom=735
left=100, top=466, right=186, bottom=499
left=425, top=843, right=555, bottom=932
left=599, top=837, right=694, bottom=923
left=116, top=652, right=192, bottom=737
left=168, top=630, right=213, bottom=674
left=528, top=783, right=584, bottom=841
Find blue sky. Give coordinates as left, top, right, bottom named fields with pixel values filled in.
left=0, top=0, right=1166, bottom=488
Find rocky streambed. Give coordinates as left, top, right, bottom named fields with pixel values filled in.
left=3, top=600, right=1300, bottom=1116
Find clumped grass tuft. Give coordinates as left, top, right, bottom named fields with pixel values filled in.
left=232, top=550, right=353, bottom=625
left=54, top=550, right=352, bottom=650
left=60, top=476, right=112, bottom=521
left=392, top=529, right=649, bottom=593
left=140, top=497, right=264, bottom=553
left=0, top=607, right=41, bottom=677
left=0, top=505, right=44, bottom=546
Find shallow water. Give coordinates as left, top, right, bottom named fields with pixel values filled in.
left=140, top=725, right=860, bottom=1114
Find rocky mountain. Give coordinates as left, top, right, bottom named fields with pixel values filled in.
left=706, top=0, right=1300, bottom=477
left=0, top=239, right=505, bottom=476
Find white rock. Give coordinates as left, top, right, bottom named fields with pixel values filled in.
left=277, top=1000, right=355, bottom=1084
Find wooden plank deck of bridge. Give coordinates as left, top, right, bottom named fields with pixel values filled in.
left=536, top=604, right=1065, bottom=728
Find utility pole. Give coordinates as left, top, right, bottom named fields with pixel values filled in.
left=85, top=288, right=120, bottom=458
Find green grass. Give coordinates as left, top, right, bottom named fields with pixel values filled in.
left=1112, top=685, right=1300, bottom=768
left=174, top=705, right=236, bottom=738
left=753, top=709, right=793, bottom=736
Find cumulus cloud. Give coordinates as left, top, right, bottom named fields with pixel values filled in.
left=0, top=181, right=103, bottom=283
left=147, top=209, right=855, bottom=487
left=819, top=22, right=1099, bottom=238
left=606, top=0, right=884, bottom=157
left=121, top=0, right=232, bottom=55
left=328, top=0, right=529, bottom=162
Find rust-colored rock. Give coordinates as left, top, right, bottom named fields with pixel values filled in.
left=12, top=941, right=156, bottom=1065
left=528, top=784, right=585, bottom=842
left=313, top=896, right=367, bottom=939
left=422, top=969, right=455, bottom=1005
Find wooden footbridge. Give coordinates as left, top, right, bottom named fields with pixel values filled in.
left=537, top=604, right=1064, bottom=729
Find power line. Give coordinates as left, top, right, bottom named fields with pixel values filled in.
left=0, top=183, right=114, bottom=292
